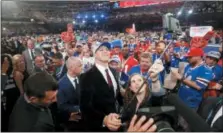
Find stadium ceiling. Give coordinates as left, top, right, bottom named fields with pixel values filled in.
left=1, top=1, right=111, bottom=23
left=1, top=1, right=222, bottom=25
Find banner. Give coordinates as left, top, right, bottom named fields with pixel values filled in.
left=189, top=26, right=213, bottom=37
left=119, top=0, right=170, bottom=8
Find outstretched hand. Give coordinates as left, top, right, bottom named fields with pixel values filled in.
left=127, top=115, right=157, bottom=132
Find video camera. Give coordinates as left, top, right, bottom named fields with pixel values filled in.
left=120, top=102, right=177, bottom=132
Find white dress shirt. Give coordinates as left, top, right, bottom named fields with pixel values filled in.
left=95, top=63, right=118, bottom=96
left=211, top=106, right=222, bottom=127
left=67, top=74, right=79, bottom=90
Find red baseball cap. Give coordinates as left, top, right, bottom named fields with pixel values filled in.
left=185, top=47, right=204, bottom=57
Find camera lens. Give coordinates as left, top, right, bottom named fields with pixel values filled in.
left=155, top=121, right=175, bottom=132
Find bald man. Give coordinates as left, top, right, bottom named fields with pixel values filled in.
left=22, top=39, right=42, bottom=75
left=57, top=57, right=84, bottom=131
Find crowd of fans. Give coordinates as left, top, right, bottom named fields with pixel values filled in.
left=1, top=30, right=223, bottom=132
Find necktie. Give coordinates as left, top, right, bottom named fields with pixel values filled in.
left=74, top=78, right=80, bottom=90
left=105, top=69, right=113, bottom=88
left=31, top=49, right=35, bottom=60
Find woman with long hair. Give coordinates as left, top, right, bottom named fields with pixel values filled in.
left=122, top=73, right=151, bottom=123
left=1, top=54, right=20, bottom=131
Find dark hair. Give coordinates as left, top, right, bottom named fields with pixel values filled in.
left=24, top=72, right=58, bottom=98
left=1, top=54, right=13, bottom=76
left=124, top=74, right=150, bottom=106
left=52, top=52, right=63, bottom=60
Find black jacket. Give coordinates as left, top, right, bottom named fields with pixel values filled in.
left=8, top=96, right=55, bottom=132
left=198, top=97, right=223, bottom=132
left=80, top=65, right=123, bottom=131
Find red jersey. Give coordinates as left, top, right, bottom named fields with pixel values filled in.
left=123, top=56, right=139, bottom=73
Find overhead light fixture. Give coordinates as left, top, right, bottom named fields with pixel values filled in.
left=93, top=15, right=96, bottom=18
left=95, top=20, right=98, bottom=23
left=82, top=20, right=86, bottom=23
left=177, top=11, right=182, bottom=15
left=30, top=18, right=34, bottom=22
left=77, top=15, right=81, bottom=19
left=73, top=20, right=76, bottom=24
left=101, top=14, right=104, bottom=18
left=188, top=9, right=193, bottom=14
left=85, top=15, right=88, bottom=18
left=3, top=27, right=6, bottom=31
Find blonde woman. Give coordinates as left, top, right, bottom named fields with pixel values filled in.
left=12, top=54, right=26, bottom=94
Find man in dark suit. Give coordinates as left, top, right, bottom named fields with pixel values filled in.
left=57, top=57, right=83, bottom=131
left=80, top=42, right=123, bottom=131
left=22, top=39, right=42, bottom=75
left=31, top=54, right=48, bottom=75
left=8, top=72, right=58, bottom=132
left=52, top=52, right=67, bottom=81
left=198, top=97, right=223, bottom=132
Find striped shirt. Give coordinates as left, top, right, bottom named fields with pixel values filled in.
left=178, top=62, right=213, bottom=108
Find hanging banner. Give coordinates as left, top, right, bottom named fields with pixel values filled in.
left=190, top=26, right=213, bottom=37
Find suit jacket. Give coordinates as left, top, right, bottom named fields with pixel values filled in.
left=57, top=74, right=80, bottom=123
left=198, top=97, right=223, bottom=132
left=80, top=65, right=123, bottom=131
left=8, top=96, right=54, bottom=132
left=22, top=48, right=42, bottom=75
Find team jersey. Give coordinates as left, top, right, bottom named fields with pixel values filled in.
left=178, top=63, right=213, bottom=108
left=204, top=64, right=223, bottom=97
left=135, top=43, right=150, bottom=53
left=209, top=64, right=223, bottom=82
left=171, top=46, right=189, bottom=68
left=123, top=56, right=139, bottom=74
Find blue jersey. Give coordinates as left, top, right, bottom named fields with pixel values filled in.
left=128, top=65, right=166, bottom=96
left=178, top=63, right=213, bottom=108
left=171, top=46, right=189, bottom=68
left=209, top=65, right=223, bottom=82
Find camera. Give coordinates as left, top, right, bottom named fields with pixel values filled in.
left=121, top=106, right=178, bottom=132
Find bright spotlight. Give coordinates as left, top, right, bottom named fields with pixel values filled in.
left=188, top=9, right=193, bottom=14
left=73, top=20, right=76, bottom=24
left=95, top=20, right=98, bottom=23
left=177, top=11, right=182, bottom=16
left=93, top=15, right=96, bottom=18
left=30, top=18, right=34, bottom=22
left=77, top=15, right=81, bottom=19
left=82, top=20, right=86, bottom=23
left=3, top=27, right=6, bottom=31
left=101, top=14, right=104, bottom=18
left=85, top=15, right=88, bottom=18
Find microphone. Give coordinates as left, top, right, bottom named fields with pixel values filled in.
left=166, top=94, right=212, bottom=132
